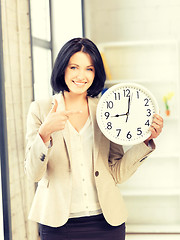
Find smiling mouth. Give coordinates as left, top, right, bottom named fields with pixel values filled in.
left=72, top=81, right=87, bottom=86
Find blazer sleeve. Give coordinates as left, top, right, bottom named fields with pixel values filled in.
left=108, top=140, right=155, bottom=184
left=24, top=101, right=50, bottom=182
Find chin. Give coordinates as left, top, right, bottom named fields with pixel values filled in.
left=69, top=89, right=88, bottom=96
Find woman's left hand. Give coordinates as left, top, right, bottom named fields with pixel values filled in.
left=144, top=114, right=163, bottom=144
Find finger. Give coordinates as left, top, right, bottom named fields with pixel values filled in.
left=148, top=114, right=163, bottom=139
left=153, top=114, right=163, bottom=122
left=152, top=118, right=163, bottom=128
left=153, top=117, right=163, bottom=126
left=50, top=99, right=58, bottom=113
left=150, top=122, right=162, bottom=135
left=149, top=126, right=158, bottom=138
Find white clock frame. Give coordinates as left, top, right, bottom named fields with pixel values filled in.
left=96, top=82, right=159, bottom=145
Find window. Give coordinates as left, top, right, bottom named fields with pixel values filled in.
left=29, top=0, right=84, bottom=100
left=29, top=0, right=53, bottom=100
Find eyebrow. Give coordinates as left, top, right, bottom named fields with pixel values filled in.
left=68, top=63, right=94, bottom=68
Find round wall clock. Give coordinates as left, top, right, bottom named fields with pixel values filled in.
left=96, top=82, right=159, bottom=145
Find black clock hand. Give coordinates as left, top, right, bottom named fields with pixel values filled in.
left=127, top=96, right=131, bottom=114
left=126, top=94, right=133, bottom=122
left=126, top=97, right=130, bottom=122
left=111, top=113, right=127, bottom=117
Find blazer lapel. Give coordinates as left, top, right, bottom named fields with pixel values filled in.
left=88, top=97, right=102, bottom=165
left=51, top=94, right=101, bottom=165
left=52, top=93, right=72, bottom=163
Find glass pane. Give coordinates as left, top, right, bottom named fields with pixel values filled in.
left=51, top=0, right=83, bottom=61
left=30, top=0, right=51, bottom=41
left=33, top=46, right=52, bottom=100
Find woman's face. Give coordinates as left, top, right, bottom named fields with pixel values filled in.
left=64, top=51, right=95, bottom=96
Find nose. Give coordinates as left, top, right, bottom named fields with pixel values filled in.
left=77, top=69, right=85, bottom=80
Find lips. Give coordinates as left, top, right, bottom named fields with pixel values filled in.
left=72, top=80, right=87, bottom=86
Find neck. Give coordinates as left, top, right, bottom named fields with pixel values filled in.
left=63, top=91, right=88, bottom=106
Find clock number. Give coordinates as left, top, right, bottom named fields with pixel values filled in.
left=107, top=122, right=112, bottom=130
left=106, top=101, right=113, bottom=109
left=116, top=129, right=121, bottom=137
left=127, top=131, right=132, bottom=139
left=114, top=92, right=120, bottom=100
left=145, top=119, right=150, bottom=126
left=137, top=91, right=140, bottom=99
left=104, top=112, right=110, bottom=119
left=137, top=127, right=142, bottom=135
left=146, top=109, right=151, bottom=117
left=123, top=89, right=130, bottom=97
left=144, top=98, right=149, bottom=106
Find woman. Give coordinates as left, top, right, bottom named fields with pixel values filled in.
left=25, top=38, right=163, bottom=240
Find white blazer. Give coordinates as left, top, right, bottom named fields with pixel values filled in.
left=25, top=93, right=155, bottom=227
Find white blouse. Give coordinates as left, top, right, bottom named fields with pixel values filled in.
left=67, top=117, right=102, bottom=218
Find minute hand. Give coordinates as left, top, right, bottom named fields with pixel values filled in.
left=126, top=94, right=133, bottom=122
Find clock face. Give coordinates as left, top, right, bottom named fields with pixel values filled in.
left=96, top=83, right=159, bottom=145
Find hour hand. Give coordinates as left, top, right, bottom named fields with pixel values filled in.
left=111, top=113, right=127, bottom=117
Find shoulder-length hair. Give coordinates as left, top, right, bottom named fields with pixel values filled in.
left=51, top=38, right=106, bottom=97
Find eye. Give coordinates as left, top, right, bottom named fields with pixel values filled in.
left=70, top=66, right=77, bottom=70
left=87, top=67, right=94, bottom=72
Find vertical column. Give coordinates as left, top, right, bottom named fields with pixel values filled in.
left=0, top=1, right=12, bottom=239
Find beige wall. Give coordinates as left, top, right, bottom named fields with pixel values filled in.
left=84, top=0, right=180, bottom=233
left=84, top=0, right=180, bottom=44
left=1, top=0, right=37, bottom=239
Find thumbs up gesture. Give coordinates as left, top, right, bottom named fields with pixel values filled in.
left=39, top=99, right=81, bottom=143
left=50, top=98, right=58, bottom=113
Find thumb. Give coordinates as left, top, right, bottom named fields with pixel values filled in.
left=50, top=99, right=58, bottom=113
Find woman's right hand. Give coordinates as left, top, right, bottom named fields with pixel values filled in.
left=39, top=99, right=81, bottom=143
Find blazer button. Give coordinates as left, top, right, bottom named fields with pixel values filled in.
left=40, top=153, right=46, bottom=162
left=95, top=171, right=99, bottom=177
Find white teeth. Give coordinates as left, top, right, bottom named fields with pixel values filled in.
left=73, top=81, right=86, bottom=86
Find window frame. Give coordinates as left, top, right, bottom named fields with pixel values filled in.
left=0, top=2, right=12, bottom=240
left=28, top=0, right=54, bottom=100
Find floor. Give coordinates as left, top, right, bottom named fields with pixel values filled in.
left=126, top=234, right=180, bottom=240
